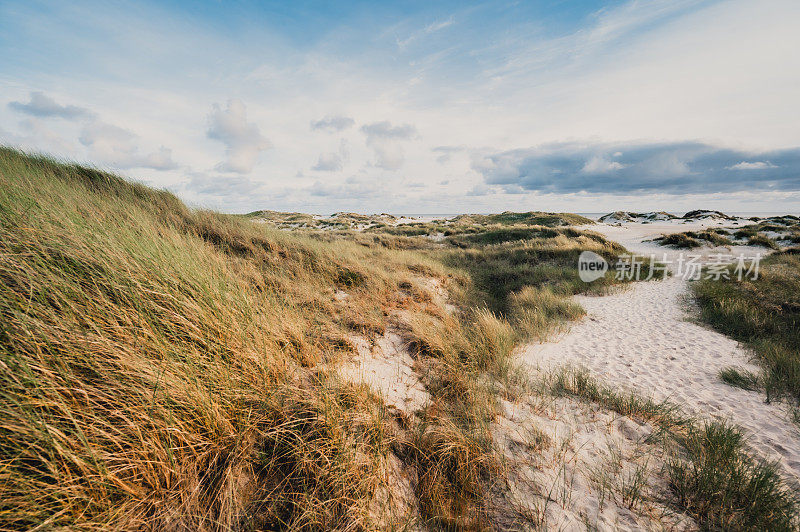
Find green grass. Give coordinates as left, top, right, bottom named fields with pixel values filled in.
left=748, top=234, right=780, bottom=250
left=695, top=229, right=734, bottom=247
left=655, top=229, right=733, bottom=249
left=719, top=367, right=762, bottom=391
left=693, top=252, right=800, bottom=403
left=450, top=211, right=594, bottom=227
left=657, top=232, right=704, bottom=249
left=668, top=421, right=797, bottom=531
left=440, top=232, right=661, bottom=315
left=545, top=366, right=685, bottom=429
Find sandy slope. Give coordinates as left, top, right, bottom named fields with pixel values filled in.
left=523, top=221, right=800, bottom=481
left=491, top=394, right=697, bottom=531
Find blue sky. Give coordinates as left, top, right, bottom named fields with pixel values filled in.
left=1, top=0, right=799, bottom=214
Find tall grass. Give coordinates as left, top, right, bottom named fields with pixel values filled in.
left=0, top=147, right=671, bottom=529
left=0, top=147, right=454, bottom=529
left=440, top=232, right=654, bottom=314
left=668, top=420, right=798, bottom=531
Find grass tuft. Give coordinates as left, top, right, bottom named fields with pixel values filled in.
left=719, top=367, right=762, bottom=391
left=668, top=420, right=798, bottom=531
left=748, top=234, right=780, bottom=250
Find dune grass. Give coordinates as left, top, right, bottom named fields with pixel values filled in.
left=748, top=234, right=780, bottom=250
left=0, top=147, right=642, bottom=529
left=655, top=229, right=733, bottom=249
left=251, top=210, right=592, bottom=234
left=439, top=231, right=657, bottom=316
left=693, top=252, right=800, bottom=404
left=1, top=147, right=452, bottom=529
left=656, top=232, right=704, bottom=249
left=668, top=421, right=798, bottom=531
left=719, top=367, right=762, bottom=391
left=3, top=147, right=532, bottom=529
left=449, top=211, right=594, bottom=227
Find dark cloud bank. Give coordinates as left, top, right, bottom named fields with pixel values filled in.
left=472, top=141, right=800, bottom=195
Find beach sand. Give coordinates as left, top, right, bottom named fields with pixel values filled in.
left=523, top=220, right=800, bottom=481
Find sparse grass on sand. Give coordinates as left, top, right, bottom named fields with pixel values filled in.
left=693, top=252, right=800, bottom=405
left=247, top=209, right=592, bottom=233
left=545, top=367, right=799, bottom=531
left=719, top=367, right=762, bottom=391
left=748, top=234, right=780, bottom=250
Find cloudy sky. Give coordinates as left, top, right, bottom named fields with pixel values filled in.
left=2, top=0, right=799, bottom=214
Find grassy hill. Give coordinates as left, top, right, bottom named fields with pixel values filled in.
left=12, top=147, right=786, bottom=530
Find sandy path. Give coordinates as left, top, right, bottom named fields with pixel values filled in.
left=522, top=222, right=800, bottom=481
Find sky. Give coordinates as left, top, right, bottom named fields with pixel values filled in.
left=1, top=0, right=799, bottom=214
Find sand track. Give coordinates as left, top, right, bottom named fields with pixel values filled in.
left=523, top=222, right=800, bottom=481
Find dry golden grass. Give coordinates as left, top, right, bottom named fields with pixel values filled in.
left=0, top=148, right=459, bottom=529
left=0, top=147, right=656, bottom=530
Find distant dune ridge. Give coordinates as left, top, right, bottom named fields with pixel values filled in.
left=598, top=210, right=742, bottom=224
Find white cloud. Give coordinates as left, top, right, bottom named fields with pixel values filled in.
left=397, top=16, right=455, bottom=48
left=137, top=147, right=179, bottom=171
left=361, top=121, right=417, bottom=141
left=582, top=156, right=626, bottom=173
left=312, top=140, right=349, bottom=172
left=79, top=121, right=177, bottom=170
left=1, top=118, right=75, bottom=154
left=425, top=18, right=455, bottom=33
left=312, top=152, right=344, bottom=171
left=371, top=143, right=405, bottom=171
left=727, top=161, right=778, bottom=170
left=467, top=183, right=494, bottom=196
left=207, top=99, right=272, bottom=174
left=359, top=121, right=418, bottom=170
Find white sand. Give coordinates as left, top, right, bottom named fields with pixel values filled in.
left=492, top=395, right=697, bottom=531
left=339, top=332, right=429, bottom=417
left=523, top=221, right=800, bottom=481
left=338, top=332, right=427, bottom=528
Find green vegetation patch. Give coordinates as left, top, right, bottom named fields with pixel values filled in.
left=693, top=252, right=800, bottom=403
left=450, top=210, right=594, bottom=227
left=655, top=229, right=733, bottom=249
